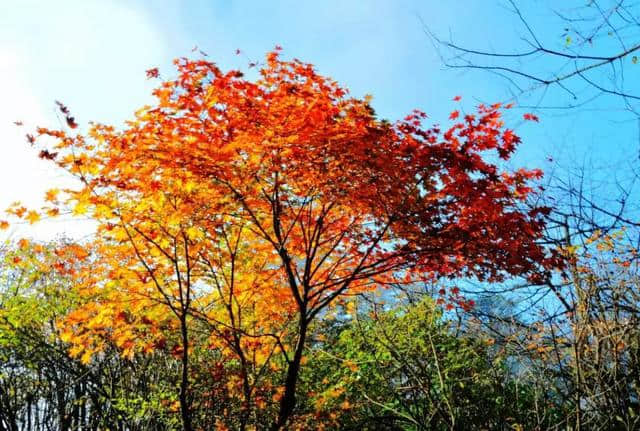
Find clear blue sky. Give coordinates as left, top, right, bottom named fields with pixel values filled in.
left=1, top=0, right=636, bottom=239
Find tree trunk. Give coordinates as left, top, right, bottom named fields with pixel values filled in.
left=271, top=317, right=308, bottom=430
left=179, top=315, right=193, bottom=431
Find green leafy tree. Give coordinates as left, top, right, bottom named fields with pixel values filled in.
left=301, top=296, right=559, bottom=430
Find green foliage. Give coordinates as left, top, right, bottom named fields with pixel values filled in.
left=1, top=237, right=636, bottom=430
left=0, top=242, right=183, bottom=430
left=301, top=297, right=559, bottom=430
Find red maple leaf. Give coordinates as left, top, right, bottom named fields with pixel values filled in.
left=146, top=67, right=159, bottom=79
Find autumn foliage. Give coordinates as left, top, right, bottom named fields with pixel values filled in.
left=6, top=49, right=555, bottom=429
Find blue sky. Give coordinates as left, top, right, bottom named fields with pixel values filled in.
left=1, top=0, right=637, bottom=239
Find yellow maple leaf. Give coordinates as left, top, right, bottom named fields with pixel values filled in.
left=25, top=210, right=40, bottom=224
left=72, top=201, right=89, bottom=216
left=80, top=350, right=93, bottom=365
left=185, top=225, right=203, bottom=240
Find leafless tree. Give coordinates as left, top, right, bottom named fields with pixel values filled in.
left=425, top=0, right=640, bottom=115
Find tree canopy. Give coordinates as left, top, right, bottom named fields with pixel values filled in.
left=3, top=49, right=558, bottom=430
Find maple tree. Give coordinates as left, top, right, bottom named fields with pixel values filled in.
left=10, top=48, right=555, bottom=429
